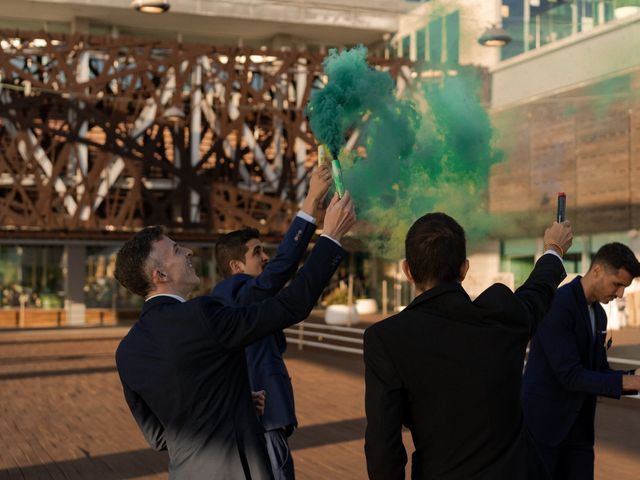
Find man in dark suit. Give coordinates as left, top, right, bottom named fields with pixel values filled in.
left=114, top=191, right=355, bottom=479
left=211, top=165, right=331, bottom=480
left=363, top=212, right=573, bottom=480
left=523, top=242, right=640, bottom=479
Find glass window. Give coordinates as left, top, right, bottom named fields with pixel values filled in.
left=501, top=0, right=526, bottom=60
left=445, top=11, right=460, bottom=65
left=562, top=253, right=582, bottom=275
left=0, top=245, right=64, bottom=309
left=190, top=246, right=217, bottom=297
left=416, top=27, right=427, bottom=61
left=501, top=0, right=628, bottom=60
left=86, top=246, right=123, bottom=309
left=402, top=35, right=411, bottom=60
left=428, top=17, right=443, bottom=63
left=502, top=255, right=535, bottom=289
left=501, top=239, right=537, bottom=288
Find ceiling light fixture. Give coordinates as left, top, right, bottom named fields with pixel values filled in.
left=478, top=24, right=512, bottom=47
left=131, top=0, right=170, bottom=14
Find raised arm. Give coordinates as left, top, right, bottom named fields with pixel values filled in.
left=234, top=164, right=332, bottom=302
left=515, top=221, right=572, bottom=335
left=206, top=192, right=356, bottom=349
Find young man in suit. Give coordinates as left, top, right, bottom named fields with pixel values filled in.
left=114, top=191, right=355, bottom=480
left=211, top=165, right=332, bottom=480
left=523, top=242, right=640, bottom=479
left=363, top=212, right=573, bottom=480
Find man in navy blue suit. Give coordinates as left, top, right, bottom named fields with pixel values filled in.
left=114, top=189, right=355, bottom=479
left=211, top=165, right=332, bottom=479
left=523, top=242, right=640, bottom=479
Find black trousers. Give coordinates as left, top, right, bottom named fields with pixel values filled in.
left=535, top=403, right=595, bottom=480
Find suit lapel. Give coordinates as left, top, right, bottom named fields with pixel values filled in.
left=569, top=277, right=597, bottom=367
left=593, top=306, right=608, bottom=369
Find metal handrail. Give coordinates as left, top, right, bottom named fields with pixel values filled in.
left=283, top=328, right=363, bottom=344
left=299, top=323, right=366, bottom=334
left=286, top=325, right=640, bottom=369
left=285, top=337, right=363, bottom=355
left=607, top=356, right=640, bottom=367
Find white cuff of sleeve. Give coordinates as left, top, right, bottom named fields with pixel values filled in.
left=296, top=210, right=317, bottom=225
left=544, top=249, right=563, bottom=262
left=320, top=233, right=342, bottom=247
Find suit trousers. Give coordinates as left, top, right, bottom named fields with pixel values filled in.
left=535, top=402, right=595, bottom=480
left=265, top=428, right=295, bottom=480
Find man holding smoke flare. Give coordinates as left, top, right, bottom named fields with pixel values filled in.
left=363, top=210, right=573, bottom=479
left=113, top=188, right=355, bottom=479
left=211, top=164, right=333, bottom=480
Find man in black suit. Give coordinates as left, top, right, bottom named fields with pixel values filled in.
left=523, top=242, right=640, bottom=479
left=211, top=165, right=331, bottom=480
left=114, top=191, right=355, bottom=479
left=363, top=212, right=573, bottom=480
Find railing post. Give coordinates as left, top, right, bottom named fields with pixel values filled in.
left=382, top=280, right=388, bottom=316
left=298, top=322, right=304, bottom=351
left=347, top=274, right=354, bottom=327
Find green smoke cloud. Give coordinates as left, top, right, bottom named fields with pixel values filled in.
left=307, top=47, right=501, bottom=259
left=306, top=46, right=412, bottom=159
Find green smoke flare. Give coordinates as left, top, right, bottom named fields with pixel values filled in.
left=307, top=47, right=501, bottom=259
left=306, top=46, right=411, bottom=158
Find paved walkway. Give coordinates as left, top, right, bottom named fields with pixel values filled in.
left=0, top=325, right=638, bottom=479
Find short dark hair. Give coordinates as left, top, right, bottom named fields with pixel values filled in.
left=405, top=212, right=466, bottom=289
left=591, top=242, right=640, bottom=277
left=215, top=228, right=261, bottom=278
left=115, top=226, right=165, bottom=297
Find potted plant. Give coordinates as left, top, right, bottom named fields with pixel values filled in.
left=322, top=286, right=359, bottom=325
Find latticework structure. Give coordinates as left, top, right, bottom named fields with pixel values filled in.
left=0, top=31, right=412, bottom=240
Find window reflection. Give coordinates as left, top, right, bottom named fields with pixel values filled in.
left=0, top=245, right=64, bottom=309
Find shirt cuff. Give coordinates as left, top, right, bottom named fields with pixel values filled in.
left=543, top=249, right=563, bottom=262
left=321, top=233, right=342, bottom=247
left=296, top=210, right=316, bottom=225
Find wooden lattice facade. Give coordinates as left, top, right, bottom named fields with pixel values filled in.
left=0, top=31, right=412, bottom=240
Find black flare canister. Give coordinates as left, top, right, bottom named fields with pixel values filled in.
left=557, top=192, right=566, bottom=223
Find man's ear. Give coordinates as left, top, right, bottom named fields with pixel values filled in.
left=402, top=259, right=415, bottom=284
left=592, top=263, right=604, bottom=277
left=229, top=259, right=245, bottom=275
left=151, top=268, right=168, bottom=286
left=459, top=259, right=470, bottom=282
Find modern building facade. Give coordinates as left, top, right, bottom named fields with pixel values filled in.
left=2, top=0, right=640, bottom=327
left=0, top=0, right=424, bottom=326
left=386, top=1, right=640, bottom=328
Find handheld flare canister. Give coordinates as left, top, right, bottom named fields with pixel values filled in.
left=318, top=145, right=346, bottom=198
left=557, top=192, right=566, bottom=223
left=317, top=145, right=326, bottom=167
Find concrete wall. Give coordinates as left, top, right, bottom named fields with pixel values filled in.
left=491, top=13, right=640, bottom=110
left=1, top=0, right=416, bottom=46
left=462, top=241, right=505, bottom=298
